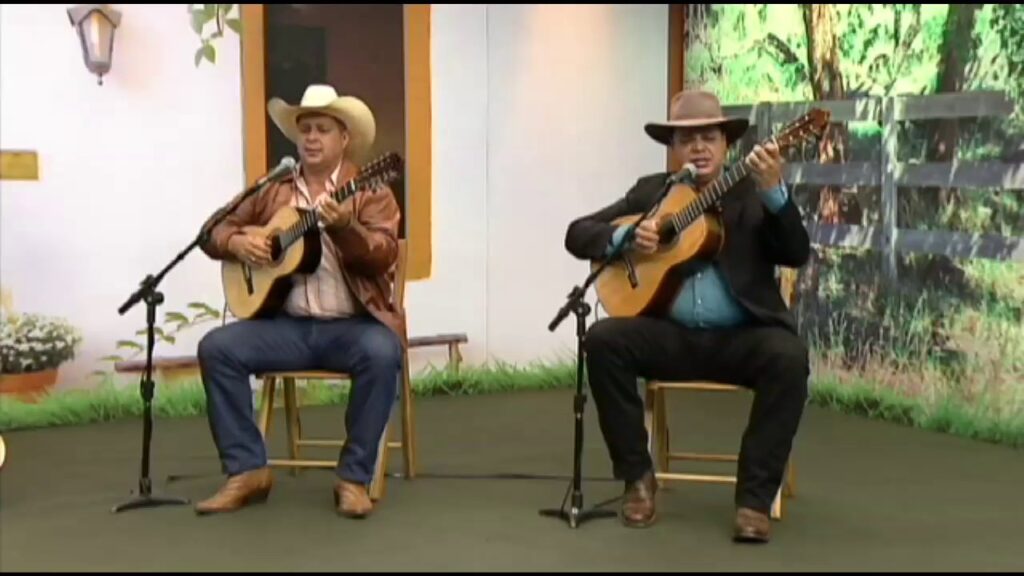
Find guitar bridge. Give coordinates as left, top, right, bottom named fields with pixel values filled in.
left=242, top=264, right=254, bottom=295
left=623, top=255, right=639, bottom=289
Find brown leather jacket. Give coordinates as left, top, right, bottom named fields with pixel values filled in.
left=201, top=160, right=406, bottom=342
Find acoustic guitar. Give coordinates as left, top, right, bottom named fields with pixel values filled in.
left=222, top=152, right=404, bottom=320
left=593, top=109, right=830, bottom=317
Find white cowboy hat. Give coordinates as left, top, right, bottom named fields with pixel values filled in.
left=267, top=84, right=377, bottom=163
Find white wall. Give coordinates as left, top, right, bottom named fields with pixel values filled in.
left=411, top=4, right=668, bottom=366
left=485, top=4, right=668, bottom=363
left=0, top=4, right=244, bottom=389
left=404, top=5, right=491, bottom=370
left=0, top=4, right=668, bottom=389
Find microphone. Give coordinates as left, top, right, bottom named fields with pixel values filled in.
left=253, top=156, right=297, bottom=188
left=197, top=156, right=297, bottom=244
left=666, top=162, right=698, bottom=185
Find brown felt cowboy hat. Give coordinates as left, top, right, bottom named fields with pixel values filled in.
left=644, top=90, right=749, bottom=146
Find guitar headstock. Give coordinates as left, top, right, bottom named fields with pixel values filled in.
left=773, top=108, right=831, bottom=150
left=355, top=152, right=405, bottom=189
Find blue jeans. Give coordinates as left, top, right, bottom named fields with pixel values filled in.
left=197, top=314, right=402, bottom=485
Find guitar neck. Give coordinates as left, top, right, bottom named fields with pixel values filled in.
left=668, top=152, right=756, bottom=234
left=279, top=179, right=362, bottom=247
left=657, top=108, right=828, bottom=237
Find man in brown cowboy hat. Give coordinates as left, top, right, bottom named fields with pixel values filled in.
left=195, top=84, right=403, bottom=519
left=564, top=89, right=810, bottom=543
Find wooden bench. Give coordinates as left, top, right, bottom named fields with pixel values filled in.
left=112, top=333, right=469, bottom=376
left=407, top=333, right=467, bottom=374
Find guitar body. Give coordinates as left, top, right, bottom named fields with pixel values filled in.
left=221, top=206, right=322, bottom=320
left=218, top=151, right=405, bottom=320
left=593, top=183, right=724, bottom=317
left=590, top=108, right=832, bottom=318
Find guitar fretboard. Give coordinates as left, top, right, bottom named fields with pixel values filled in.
left=278, top=178, right=364, bottom=249
left=661, top=161, right=747, bottom=236
left=242, top=152, right=400, bottom=252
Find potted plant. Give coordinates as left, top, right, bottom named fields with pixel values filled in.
left=0, top=313, right=82, bottom=402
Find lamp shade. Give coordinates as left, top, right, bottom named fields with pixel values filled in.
left=67, top=5, right=122, bottom=85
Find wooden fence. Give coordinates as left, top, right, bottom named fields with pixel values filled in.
left=722, top=90, right=1024, bottom=280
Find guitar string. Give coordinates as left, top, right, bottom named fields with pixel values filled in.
left=664, top=132, right=801, bottom=237
left=276, top=157, right=397, bottom=249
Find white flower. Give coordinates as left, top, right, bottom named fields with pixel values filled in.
left=0, top=312, right=81, bottom=374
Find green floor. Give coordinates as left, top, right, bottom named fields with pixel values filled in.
left=1, top=388, right=1021, bottom=571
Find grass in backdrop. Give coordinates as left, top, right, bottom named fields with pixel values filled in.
left=810, top=373, right=1024, bottom=449
left=2, top=356, right=1021, bottom=449
left=0, top=361, right=577, bottom=431
left=800, top=250, right=1024, bottom=450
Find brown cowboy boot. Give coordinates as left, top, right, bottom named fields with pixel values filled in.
left=194, top=467, right=273, bottom=515
left=621, top=470, right=657, bottom=528
left=733, top=507, right=771, bottom=543
left=333, top=479, right=373, bottom=519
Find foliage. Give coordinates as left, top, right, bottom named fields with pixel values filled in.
left=0, top=313, right=82, bottom=375
left=92, top=302, right=223, bottom=378
left=799, top=249, right=1024, bottom=439
left=685, top=4, right=1017, bottom=101
left=0, top=361, right=579, bottom=431
left=990, top=4, right=1024, bottom=112
left=811, top=373, right=1024, bottom=449
left=687, top=4, right=809, bottom=104
left=3, top=358, right=1021, bottom=449
left=687, top=6, right=1024, bottom=430
left=188, top=4, right=240, bottom=67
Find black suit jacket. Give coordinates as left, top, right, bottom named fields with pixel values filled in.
left=565, top=172, right=811, bottom=334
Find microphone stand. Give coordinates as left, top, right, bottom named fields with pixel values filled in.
left=539, top=175, right=678, bottom=529
left=111, top=176, right=271, bottom=513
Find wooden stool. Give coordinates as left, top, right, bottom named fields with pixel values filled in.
left=255, top=365, right=415, bottom=501
left=644, top=380, right=796, bottom=519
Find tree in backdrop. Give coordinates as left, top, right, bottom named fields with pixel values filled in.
left=990, top=4, right=1024, bottom=151
left=801, top=4, right=850, bottom=225
left=684, top=4, right=1024, bottom=391
left=685, top=4, right=1023, bottom=230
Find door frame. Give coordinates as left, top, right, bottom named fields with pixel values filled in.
left=240, top=4, right=433, bottom=281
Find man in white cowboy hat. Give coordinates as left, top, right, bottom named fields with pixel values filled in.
left=196, top=84, right=404, bottom=519
left=564, top=89, right=811, bottom=543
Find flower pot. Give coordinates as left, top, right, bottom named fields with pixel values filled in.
left=0, top=368, right=59, bottom=403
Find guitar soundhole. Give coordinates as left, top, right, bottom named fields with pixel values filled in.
left=269, top=235, right=283, bottom=262
left=658, top=226, right=677, bottom=246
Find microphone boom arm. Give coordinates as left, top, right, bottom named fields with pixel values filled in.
left=121, top=156, right=295, bottom=316
left=111, top=155, right=298, bottom=514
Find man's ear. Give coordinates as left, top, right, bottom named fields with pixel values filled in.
left=339, top=126, right=351, bottom=150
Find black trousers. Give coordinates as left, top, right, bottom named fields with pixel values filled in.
left=583, top=316, right=810, bottom=514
